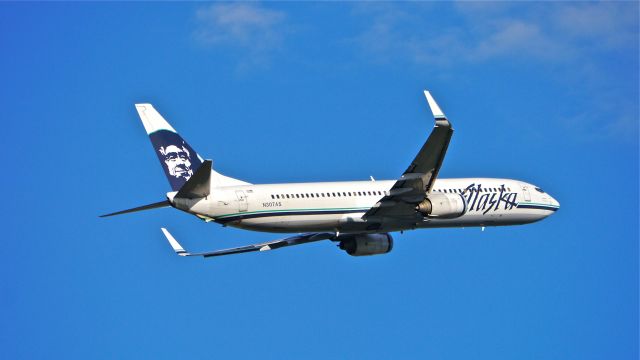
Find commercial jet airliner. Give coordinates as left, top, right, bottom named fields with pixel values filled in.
left=102, top=91, right=559, bottom=258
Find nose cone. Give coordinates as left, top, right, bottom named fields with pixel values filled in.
left=548, top=194, right=560, bottom=212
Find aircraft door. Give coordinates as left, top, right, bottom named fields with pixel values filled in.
left=522, top=185, right=531, bottom=202
left=235, top=190, right=248, bottom=212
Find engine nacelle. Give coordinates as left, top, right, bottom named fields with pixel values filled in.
left=339, top=233, right=393, bottom=256
left=417, top=193, right=467, bottom=218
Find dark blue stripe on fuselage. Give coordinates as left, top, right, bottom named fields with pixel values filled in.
left=215, top=209, right=366, bottom=224
left=516, top=204, right=558, bottom=211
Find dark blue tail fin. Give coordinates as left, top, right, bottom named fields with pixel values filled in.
left=135, top=104, right=203, bottom=191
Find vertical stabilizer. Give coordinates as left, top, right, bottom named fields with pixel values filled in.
left=135, top=104, right=204, bottom=191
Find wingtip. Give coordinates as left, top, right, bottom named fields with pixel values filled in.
left=161, top=227, right=188, bottom=256
left=423, top=90, right=447, bottom=120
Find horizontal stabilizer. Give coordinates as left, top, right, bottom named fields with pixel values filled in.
left=100, top=200, right=171, bottom=218
left=175, top=160, right=212, bottom=199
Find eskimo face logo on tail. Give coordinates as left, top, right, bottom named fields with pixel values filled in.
left=149, top=129, right=202, bottom=191
left=159, top=144, right=193, bottom=180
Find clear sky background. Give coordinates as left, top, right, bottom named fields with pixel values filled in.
left=1, top=2, right=638, bottom=359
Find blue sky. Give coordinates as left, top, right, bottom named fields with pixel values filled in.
left=1, top=2, right=638, bottom=359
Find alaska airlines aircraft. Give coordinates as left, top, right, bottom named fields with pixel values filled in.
left=102, top=91, right=559, bottom=258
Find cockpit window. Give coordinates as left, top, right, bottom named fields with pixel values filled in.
left=534, top=187, right=545, bottom=193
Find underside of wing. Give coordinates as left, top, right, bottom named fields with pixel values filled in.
left=364, top=91, right=453, bottom=221
left=161, top=229, right=336, bottom=258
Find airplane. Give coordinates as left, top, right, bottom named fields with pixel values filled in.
left=101, top=91, right=559, bottom=259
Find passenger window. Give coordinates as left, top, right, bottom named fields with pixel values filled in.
left=271, top=195, right=274, bottom=199
left=286, top=194, right=290, bottom=198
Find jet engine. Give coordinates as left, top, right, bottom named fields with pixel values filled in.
left=339, top=233, right=393, bottom=256
left=417, top=193, right=467, bottom=218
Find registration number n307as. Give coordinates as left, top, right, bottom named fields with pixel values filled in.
left=262, top=202, right=282, bottom=207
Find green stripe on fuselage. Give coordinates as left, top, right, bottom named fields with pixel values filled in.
left=216, top=207, right=370, bottom=219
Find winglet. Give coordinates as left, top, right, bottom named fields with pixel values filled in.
left=423, top=91, right=449, bottom=126
left=161, top=228, right=189, bottom=256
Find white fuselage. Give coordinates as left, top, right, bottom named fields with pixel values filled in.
left=170, top=177, right=559, bottom=234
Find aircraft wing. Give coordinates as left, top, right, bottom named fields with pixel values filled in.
left=161, top=228, right=335, bottom=258
left=363, top=91, right=453, bottom=220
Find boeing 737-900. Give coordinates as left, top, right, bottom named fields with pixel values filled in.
left=101, top=91, right=559, bottom=258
